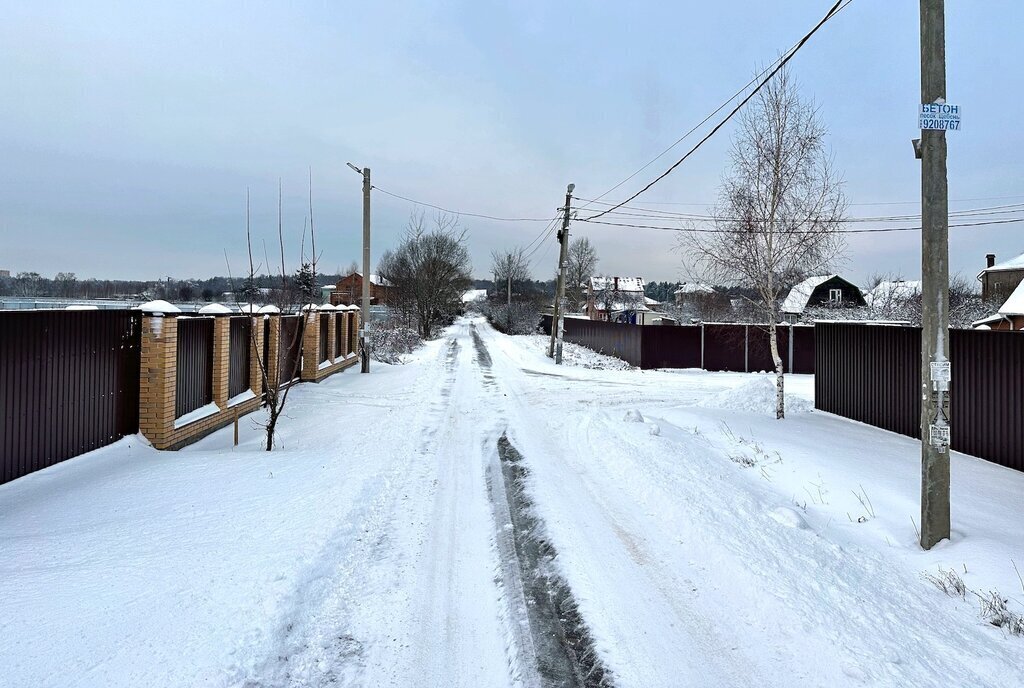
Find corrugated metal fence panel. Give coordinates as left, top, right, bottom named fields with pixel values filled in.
left=228, top=317, right=251, bottom=398
left=0, top=309, right=141, bottom=485
left=319, top=315, right=330, bottom=363
left=278, top=315, right=303, bottom=384
left=562, top=317, right=643, bottom=366
left=702, top=325, right=748, bottom=372
left=639, top=325, right=702, bottom=370
left=540, top=317, right=814, bottom=373
left=815, top=323, right=1024, bottom=472
left=792, top=326, right=816, bottom=374
left=175, top=317, right=214, bottom=419
left=335, top=312, right=345, bottom=356
left=951, top=329, right=1024, bottom=471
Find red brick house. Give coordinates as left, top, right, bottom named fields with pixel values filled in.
left=329, top=272, right=396, bottom=307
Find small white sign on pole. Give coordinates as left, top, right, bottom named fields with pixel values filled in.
left=919, top=103, right=961, bottom=131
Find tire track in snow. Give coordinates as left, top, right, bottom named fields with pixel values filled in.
left=471, top=323, right=614, bottom=687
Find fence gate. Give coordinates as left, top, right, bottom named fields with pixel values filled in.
left=0, top=310, right=141, bottom=485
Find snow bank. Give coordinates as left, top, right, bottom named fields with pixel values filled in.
left=699, top=375, right=813, bottom=415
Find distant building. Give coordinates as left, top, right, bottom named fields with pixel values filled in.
left=863, top=279, right=921, bottom=309
left=978, top=252, right=1024, bottom=303
left=974, top=279, right=1024, bottom=331
left=781, top=275, right=866, bottom=322
left=586, top=276, right=648, bottom=323
left=0, top=270, right=9, bottom=278
left=329, top=272, right=396, bottom=307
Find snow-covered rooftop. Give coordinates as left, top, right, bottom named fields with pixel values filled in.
left=981, top=251, right=1024, bottom=274
left=864, top=279, right=921, bottom=308
left=590, top=276, right=644, bottom=293
left=462, top=289, right=487, bottom=303
left=674, top=282, right=715, bottom=295
left=781, top=275, right=834, bottom=314
left=998, top=279, right=1024, bottom=315
left=346, top=271, right=393, bottom=287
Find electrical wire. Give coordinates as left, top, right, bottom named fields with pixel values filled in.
left=574, top=197, right=1024, bottom=223
left=577, top=0, right=854, bottom=214
left=583, top=0, right=850, bottom=222
left=575, top=216, right=1024, bottom=234
left=372, top=185, right=554, bottom=222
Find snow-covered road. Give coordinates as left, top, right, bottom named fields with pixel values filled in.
left=2, top=316, right=1023, bottom=687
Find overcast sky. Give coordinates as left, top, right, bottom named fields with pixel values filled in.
left=2, top=1, right=1023, bottom=286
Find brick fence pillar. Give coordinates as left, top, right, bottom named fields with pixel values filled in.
left=301, top=311, right=320, bottom=381
left=351, top=310, right=360, bottom=356
left=266, top=314, right=281, bottom=389
left=249, top=315, right=264, bottom=395
left=211, top=315, right=230, bottom=407
left=139, top=314, right=178, bottom=450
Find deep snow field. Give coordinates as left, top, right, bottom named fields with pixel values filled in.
left=1, top=317, right=1022, bottom=687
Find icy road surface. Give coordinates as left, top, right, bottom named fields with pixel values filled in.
left=1, top=316, right=1023, bottom=687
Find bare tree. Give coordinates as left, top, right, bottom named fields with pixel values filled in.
left=490, top=247, right=530, bottom=304
left=54, top=272, right=77, bottom=298
left=565, top=237, right=599, bottom=312
left=378, top=211, right=473, bottom=340
left=682, top=65, right=846, bottom=418
left=227, top=179, right=319, bottom=451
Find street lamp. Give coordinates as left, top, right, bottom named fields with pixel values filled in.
left=347, top=162, right=371, bottom=373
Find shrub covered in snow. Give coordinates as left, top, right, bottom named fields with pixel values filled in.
left=478, top=298, right=545, bottom=335
left=368, top=318, right=423, bottom=364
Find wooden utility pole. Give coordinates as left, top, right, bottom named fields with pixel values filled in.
left=548, top=183, right=575, bottom=363
left=919, top=0, right=951, bottom=549
left=360, top=167, right=372, bottom=373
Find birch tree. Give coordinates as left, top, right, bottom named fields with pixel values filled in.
left=683, top=65, right=846, bottom=418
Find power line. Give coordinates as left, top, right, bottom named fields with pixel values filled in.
left=372, top=185, right=553, bottom=222
left=578, top=1, right=854, bottom=214
left=583, top=0, right=850, bottom=222
left=576, top=194, right=1024, bottom=210
left=572, top=202, right=1024, bottom=224
left=575, top=216, right=1024, bottom=234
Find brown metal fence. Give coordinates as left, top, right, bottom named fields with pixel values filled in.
left=175, top=317, right=213, bottom=418
left=228, top=317, right=251, bottom=398
left=335, top=312, right=346, bottom=356
left=278, top=315, right=303, bottom=384
left=541, top=316, right=814, bottom=373
left=0, top=309, right=141, bottom=485
left=319, top=315, right=330, bottom=363
left=815, top=322, right=1024, bottom=471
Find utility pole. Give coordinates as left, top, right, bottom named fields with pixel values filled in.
left=347, top=162, right=372, bottom=373
left=918, top=0, right=950, bottom=549
left=548, top=183, right=575, bottom=363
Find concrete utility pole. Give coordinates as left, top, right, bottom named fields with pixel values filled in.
left=548, top=183, right=575, bottom=363
left=918, top=0, right=951, bottom=549
left=347, top=162, right=372, bottom=374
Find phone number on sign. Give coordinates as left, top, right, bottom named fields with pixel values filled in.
left=920, top=119, right=961, bottom=131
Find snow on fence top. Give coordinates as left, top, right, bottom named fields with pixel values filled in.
left=137, top=299, right=182, bottom=315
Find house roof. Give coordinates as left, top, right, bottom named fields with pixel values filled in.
left=674, top=281, right=715, bottom=294
left=461, top=289, right=487, bottom=303
left=781, top=275, right=835, bottom=314
left=864, top=279, right=921, bottom=307
left=590, top=276, right=644, bottom=292
left=999, top=279, right=1024, bottom=315
left=344, top=271, right=393, bottom=287
left=980, top=251, right=1024, bottom=275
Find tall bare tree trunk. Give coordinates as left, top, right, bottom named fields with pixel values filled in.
left=769, top=321, right=785, bottom=419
